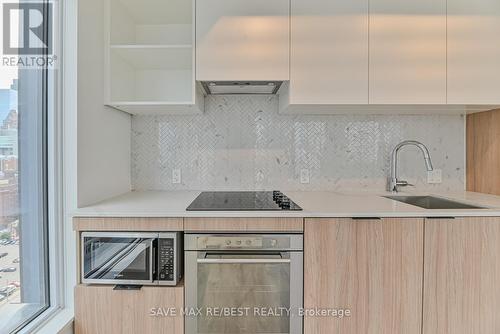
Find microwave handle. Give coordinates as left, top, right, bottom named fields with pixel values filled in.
left=149, top=238, right=154, bottom=282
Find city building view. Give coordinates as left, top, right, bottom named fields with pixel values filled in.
left=0, top=77, right=20, bottom=307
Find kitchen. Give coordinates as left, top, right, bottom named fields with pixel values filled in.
left=1, top=0, right=500, bottom=333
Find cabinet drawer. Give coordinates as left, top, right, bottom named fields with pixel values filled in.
left=75, top=284, right=184, bottom=334
left=184, top=217, right=303, bottom=232
left=73, top=217, right=183, bottom=231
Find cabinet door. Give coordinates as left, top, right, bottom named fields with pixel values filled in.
left=369, top=0, right=447, bottom=104
left=289, top=0, right=368, bottom=104
left=466, top=110, right=500, bottom=195
left=195, top=0, right=289, bottom=81
left=448, top=0, right=500, bottom=104
left=75, top=284, right=184, bottom=334
left=423, top=218, right=500, bottom=334
left=304, top=218, right=424, bottom=334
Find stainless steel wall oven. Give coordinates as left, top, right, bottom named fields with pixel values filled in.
left=185, top=234, right=303, bottom=334
left=81, top=232, right=183, bottom=286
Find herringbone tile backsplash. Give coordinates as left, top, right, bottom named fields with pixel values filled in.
left=132, top=95, right=465, bottom=191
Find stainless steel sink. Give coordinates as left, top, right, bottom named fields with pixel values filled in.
left=385, top=195, right=486, bottom=210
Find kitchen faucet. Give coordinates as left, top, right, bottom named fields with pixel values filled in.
left=388, top=140, right=434, bottom=192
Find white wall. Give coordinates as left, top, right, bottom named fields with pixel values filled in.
left=77, top=0, right=131, bottom=207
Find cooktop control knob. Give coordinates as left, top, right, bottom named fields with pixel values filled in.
left=226, top=240, right=232, bottom=246
left=236, top=240, right=242, bottom=245
left=273, top=191, right=284, bottom=202
left=280, top=200, right=291, bottom=209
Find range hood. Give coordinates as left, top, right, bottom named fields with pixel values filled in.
left=200, top=81, right=283, bottom=95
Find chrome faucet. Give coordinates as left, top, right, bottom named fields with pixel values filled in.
left=388, top=140, right=434, bottom=192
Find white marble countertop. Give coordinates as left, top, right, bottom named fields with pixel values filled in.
left=72, top=190, right=500, bottom=218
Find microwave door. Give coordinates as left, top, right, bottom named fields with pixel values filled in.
left=107, top=242, right=150, bottom=278
left=87, top=241, right=131, bottom=274
left=83, top=235, right=155, bottom=284
left=85, top=241, right=139, bottom=279
left=86, top=239, right=149, bottom=280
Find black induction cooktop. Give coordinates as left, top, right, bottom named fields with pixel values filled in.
left=186, top=191, right=302, bottom=211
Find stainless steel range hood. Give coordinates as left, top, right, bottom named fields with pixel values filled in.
left=200, top=81, right=283, bottom=95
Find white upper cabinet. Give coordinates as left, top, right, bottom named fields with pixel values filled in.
left=448, top=0, right=500, bottom=104
left=289, top=0, right=369, bottom=105
left=195, top=0, right=289, bottom=81
left=282, top=0, right=461, bottom=114
left=369, top=0, right=447, bottom=104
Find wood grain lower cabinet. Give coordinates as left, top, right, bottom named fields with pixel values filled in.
left=184, top=217, right=303, bottom=232
left=73, top=217, right=183, bottom=232
left=423, top=217, right=500, bottom=334
left=466, top=109, right=500, bottom=196
left=304, top=218, right=424, bottom=334
left=75, top=284, right=184, bottom=334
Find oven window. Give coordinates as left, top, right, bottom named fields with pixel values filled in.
left=197, top=254, right=290, bottom=334
left=83, top=237, right=153, bottom=281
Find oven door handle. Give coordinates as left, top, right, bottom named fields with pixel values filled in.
left=196, top=258, right=291, bottom=264
left=149, top=238, right=154, bottom=282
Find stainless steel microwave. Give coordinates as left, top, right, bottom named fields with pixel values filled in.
left=81, top=232, right=183, bottom=286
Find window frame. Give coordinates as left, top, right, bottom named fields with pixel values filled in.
left=4, top=0, right=67, bottom=332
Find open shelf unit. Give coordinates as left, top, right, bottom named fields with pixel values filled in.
left=104, top=0, right=204, bottom=115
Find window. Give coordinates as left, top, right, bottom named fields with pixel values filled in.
left=0, top=0, right=58, bottom=332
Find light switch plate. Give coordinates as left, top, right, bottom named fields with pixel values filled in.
left=300, top=169, right=310, bottom=184
left=427, top=169, right=442, bottom=184
left=172, top=169, right=181, bottom=184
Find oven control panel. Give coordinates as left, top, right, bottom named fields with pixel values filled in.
left=186, top=234, right=303, bottom=251
left=203, top=236, right=264, bottom=249
left=195, top=235, right=297, bottom=250
left=158, top=238, right=175, bottom=282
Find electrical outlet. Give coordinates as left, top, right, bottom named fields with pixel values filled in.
left=172, top=169, right=181, bottom=184
left=300, top=169, right=310, bottom=184
left=427, top=169, right=442, bottom=184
